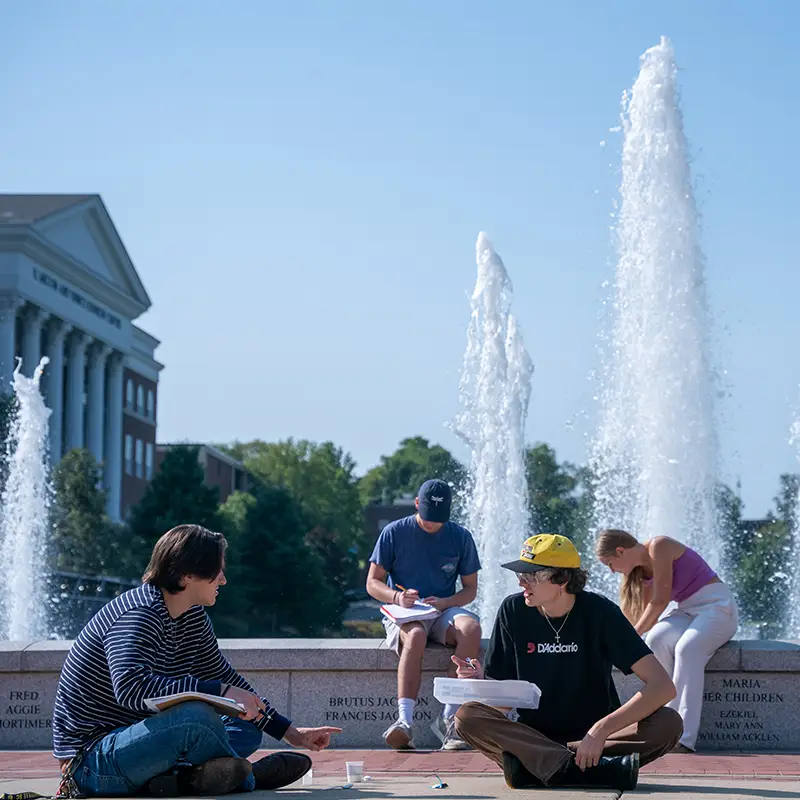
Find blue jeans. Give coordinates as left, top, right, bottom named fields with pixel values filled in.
left=72, top=702, right=263, bottom=796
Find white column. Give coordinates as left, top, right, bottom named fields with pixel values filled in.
left=21, top=305, right=48, bottom=377
left=65, top=330, right=88, bottom=452
left=105, top=353, right=124, bottom=522
left=87, top=342, right=110, bottom=466
left=44, top=319, right=71, bottom=464
left=0, top=294, right=20, bottom=392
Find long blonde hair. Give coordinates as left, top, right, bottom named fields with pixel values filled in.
left=595, top=529, right=646, bottom=624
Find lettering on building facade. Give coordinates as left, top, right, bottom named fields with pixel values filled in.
left=33, top=268, right=122, bottom=329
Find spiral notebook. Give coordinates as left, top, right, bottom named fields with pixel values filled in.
left=380, top=600, right=441, bottom=624
left=144, top=691, right=246, bottom=715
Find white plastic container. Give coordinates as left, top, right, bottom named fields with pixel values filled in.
left=433, top=677, right=541, bottom=709
left=346, top=762, right=364, bottom=783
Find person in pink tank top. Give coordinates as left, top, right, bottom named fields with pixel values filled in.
left=594, top=530, right=738, bottom=753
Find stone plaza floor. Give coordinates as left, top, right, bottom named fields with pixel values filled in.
left=2, top=750, right=800, bottom=798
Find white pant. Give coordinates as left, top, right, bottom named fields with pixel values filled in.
left=645, top=582, right=738, bottom=750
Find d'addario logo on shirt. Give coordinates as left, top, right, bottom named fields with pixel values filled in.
left=527, top=641, right=579, bottom=654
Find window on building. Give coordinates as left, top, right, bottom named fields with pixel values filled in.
left=146, top=390, right=154, bottom=420
left=145, top=443, right=154, bottom=480
left=124, top=435, right=133, bottom=475
left=126, top=380, right=134, bottom=409
left=136, top=386, right=145, bottom=415
left=135, top=439, right=143, bottom=479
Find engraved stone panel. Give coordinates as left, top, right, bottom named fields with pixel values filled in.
left=0, top=673, right=58, bottom=749
left=290, top=671, right=444, bottom=748
left=697, top=672, right=797, bottom=750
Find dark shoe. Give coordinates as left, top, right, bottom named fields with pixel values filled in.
left=147, top=757, right=252, bottom=797
left=671, top=743, right=696, bottom=754
left=550, top=753, right=639, bottom=790
left=501, top=752, right=543, bottom=789
left=251, top=752, right=312, bottom=791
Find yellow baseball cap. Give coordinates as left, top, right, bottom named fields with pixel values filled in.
left=501, top=534, right=581, bottom=572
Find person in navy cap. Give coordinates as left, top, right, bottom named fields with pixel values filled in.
left=367, top=479, right=482, bottom=750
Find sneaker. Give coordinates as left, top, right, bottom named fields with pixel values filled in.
left=251, top=752, right=312, bottom=790
left=146, top=757, right=252, bottom=796
left=430, top=715, right=469, bottom=751
left=383, top=719, right=414, bottom=749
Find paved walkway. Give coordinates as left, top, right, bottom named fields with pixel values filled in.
left=2, top=774, right=800, bottom=800
left=2, top=749, right=800, bottom=780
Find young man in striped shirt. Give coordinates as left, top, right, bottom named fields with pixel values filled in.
left=53, top=524, right=341, bottom=796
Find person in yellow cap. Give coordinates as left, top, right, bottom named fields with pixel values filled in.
left=450, top=533, right=682, bottom=792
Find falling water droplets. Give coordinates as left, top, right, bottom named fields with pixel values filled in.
left=0, top=357, right=53, bottom=639
left=452, top=233, right=534, bottom=630
left=589, top=37, right=721, bottom=596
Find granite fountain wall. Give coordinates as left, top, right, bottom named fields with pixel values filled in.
left=1, top=639, right=798, bottom=751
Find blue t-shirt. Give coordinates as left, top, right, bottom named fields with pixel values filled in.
left=369, top=515, right=481, bottom=599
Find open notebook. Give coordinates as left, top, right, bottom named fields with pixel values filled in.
left=144, top=691, right=246, bottom=716
left=380, top=600, right=441, bottom=624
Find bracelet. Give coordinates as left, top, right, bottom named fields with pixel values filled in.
left=221, top=683, right=231, bottom=697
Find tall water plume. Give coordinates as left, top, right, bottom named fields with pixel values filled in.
left=453, top=232, right=534, bottom=630
left=786, top=417, right=800, bottom=638
left=0, top=357, right=53, bottom=639
left=590, top=37, right=720, bottom=595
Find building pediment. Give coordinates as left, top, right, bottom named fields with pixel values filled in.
left=0, top=194, right=151, bottom=320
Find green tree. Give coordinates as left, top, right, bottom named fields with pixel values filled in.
left=734, top=520, right=791, bottom=638
left=358, top=436, right=465, bottom=506
left=725, top=475, right=797, bottom=637
left=127, top=445, right=220, bottom=560
left=49, top=449, right=138, bottom=635
left=224, top=438, right=365, bottom=599
left=51, top=449, right=113, bottom=575
left=0, top=392, right=17, bottom=489
left=773, top=473, right=800, bottom=527
left=526, top=443, right=584, bottom=547
left=214, top=486, right=335, bottom=636
left=715, top=482, right=745, bottom=583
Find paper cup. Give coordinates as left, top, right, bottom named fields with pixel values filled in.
left=346, top=762, right=364, bottom=783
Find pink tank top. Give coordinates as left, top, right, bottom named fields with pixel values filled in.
left=670, top=547, right=717, bottom=602
left=642, top=546, right=717, bottom=602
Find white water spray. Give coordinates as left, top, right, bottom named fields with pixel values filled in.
left=590, top=37, right=720, bottom=595
left=0, top=357, right=53, bottom=639
left=453, top=232, right=534, bottom=630
left=787, top=418, right=800, bottom=638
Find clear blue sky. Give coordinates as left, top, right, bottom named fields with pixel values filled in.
left=2, top=1, right=798, bottom=517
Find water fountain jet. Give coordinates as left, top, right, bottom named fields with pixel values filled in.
left=452, top=232, right=534, bottom=630
left=0, top=356, right=53, bottom=640
left=589, top=37, right=720, bottom=596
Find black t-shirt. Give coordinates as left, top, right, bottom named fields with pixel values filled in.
left=483, top=590, right=652, bottom=744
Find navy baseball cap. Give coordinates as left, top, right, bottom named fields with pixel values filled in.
left=417, top=479, right=452, bottom=523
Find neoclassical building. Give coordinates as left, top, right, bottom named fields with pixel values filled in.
left=0, top=195, right=162, bottom=521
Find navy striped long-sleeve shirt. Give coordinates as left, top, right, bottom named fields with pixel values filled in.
left=53, top=583, right=291, bottom=759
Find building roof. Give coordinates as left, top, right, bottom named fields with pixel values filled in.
left=0, top=194, right=95, bottom=225
left=157, top=442, right=247, bottom=471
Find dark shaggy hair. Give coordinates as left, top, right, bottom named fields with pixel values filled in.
left=142, top=524, right=227, bottom=593
left=545, top=567, right=588, bottom=595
